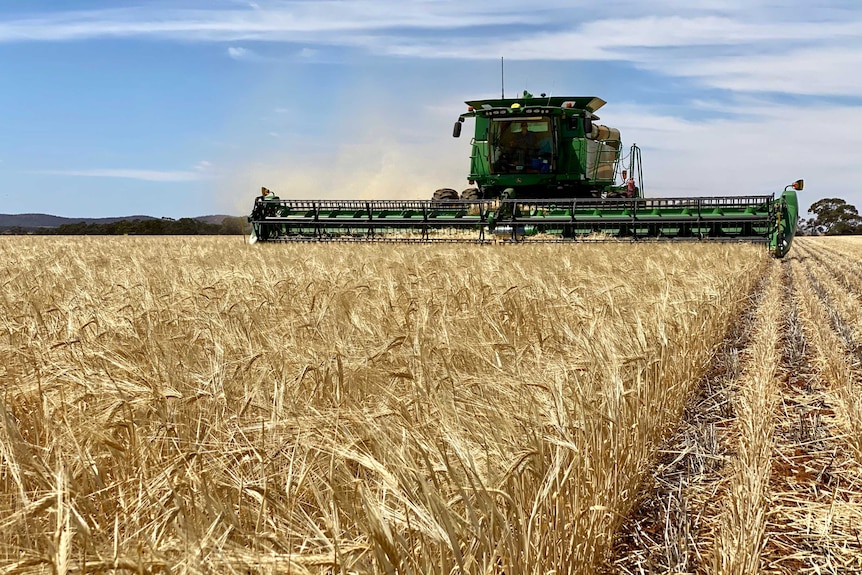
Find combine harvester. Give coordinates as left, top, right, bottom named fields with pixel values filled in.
left=248, top=92, right=803, bottom=257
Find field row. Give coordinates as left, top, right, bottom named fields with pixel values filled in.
left=609, top=236, right=862, bottom=574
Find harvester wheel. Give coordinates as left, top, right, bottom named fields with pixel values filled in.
left=432, top=188, right=459, bottom=202
left=460, top=187, right=481, bottom=201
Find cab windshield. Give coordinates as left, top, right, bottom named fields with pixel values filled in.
left=489, top=118, right=554, bottom=174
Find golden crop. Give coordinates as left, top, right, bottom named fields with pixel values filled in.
left=2, top=236, right=860, bottom=574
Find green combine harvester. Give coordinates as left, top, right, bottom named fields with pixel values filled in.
left=249, top=91, right=802, bottom=257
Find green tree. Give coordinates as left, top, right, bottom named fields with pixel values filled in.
left=218, top=216, right=246, bottom=235
left=806, top=198, right=862, bottom=235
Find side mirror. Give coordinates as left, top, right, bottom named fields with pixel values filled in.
left=792, top=179, right=804, bottom=191
left=583, top=116, right=593, bottom=135
left=453, top=121, right=462, bottom=138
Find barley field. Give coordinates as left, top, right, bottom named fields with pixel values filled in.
left=0, top=236, right=860, bottom=574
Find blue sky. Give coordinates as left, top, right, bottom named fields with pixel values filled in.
left=0, top=1, right=859, bottom=218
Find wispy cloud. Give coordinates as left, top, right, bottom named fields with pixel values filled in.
left=0, top=4, right=851, bottom=45
left=0, top=4, right=542, bottom=43
left=1, top=4, right=858, bottom=98
left=38, top=168, right=208, bottom=182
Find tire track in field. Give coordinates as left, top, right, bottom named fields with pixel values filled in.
left=759, top=250, right=862, bottom=574
left=793, top=240, right=862, bottom=353
left=796, top=238, right=862, bottom=305
left=793, top=239, right=862, bottom=456
left=800, top=237, right=862, bottom=268
left=793, top=242, right=862, bottom=363
left=607, top=264, right=772, bottom=574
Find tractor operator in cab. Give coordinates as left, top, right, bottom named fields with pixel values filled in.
left=512, top=122, right=537, bottom=152
left=496, top=121, right=551, bottom=173
left=512, top=122, right=549, bottom=172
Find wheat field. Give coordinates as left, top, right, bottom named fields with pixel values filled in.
left=1, top=236, right=861, bottom=574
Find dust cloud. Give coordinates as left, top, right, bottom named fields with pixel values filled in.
left=214, top=102, right=473, bottom=215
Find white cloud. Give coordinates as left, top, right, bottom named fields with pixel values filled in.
left=374, top=15, right=862, bottom=97
left=227, top=45, right=251, bottom=59
left=384, top=16, right=858, bottom=59
left=642, top=47, right=862, bottom=96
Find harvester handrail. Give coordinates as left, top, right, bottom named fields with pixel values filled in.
left=498, top=195, right=775, bottom=211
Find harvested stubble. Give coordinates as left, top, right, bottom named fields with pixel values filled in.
left=711, top=261, right=783, bottom=575
left=0, top=237, right=766, bottom=574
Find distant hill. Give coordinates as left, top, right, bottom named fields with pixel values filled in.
left=0, top=213, right=237, bottom=231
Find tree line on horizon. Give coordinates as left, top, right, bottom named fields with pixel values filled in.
left=1, top=216, right=247, bottom=236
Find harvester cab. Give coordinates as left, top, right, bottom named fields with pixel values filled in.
left=247, top=91, right=802, bottom=258
left=453, top=91, right=639, bottom=200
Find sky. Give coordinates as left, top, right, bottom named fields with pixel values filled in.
left=0, top=1, right=859, bottom=219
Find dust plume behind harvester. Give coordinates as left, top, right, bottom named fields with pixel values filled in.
left=248, top=91, right=803, bottom=257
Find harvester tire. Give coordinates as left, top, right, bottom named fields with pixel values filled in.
left=460, top=187, right=481, bottom=201
left=432, top=188, right=459, bottom=202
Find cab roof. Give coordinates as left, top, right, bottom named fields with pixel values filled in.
left=465, top=96, right=606, bottom=113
